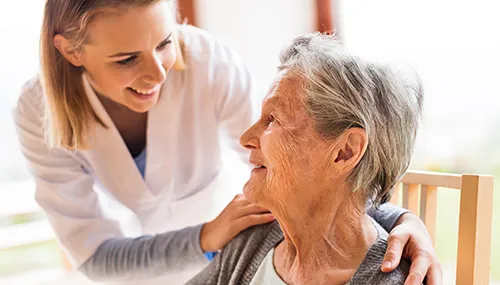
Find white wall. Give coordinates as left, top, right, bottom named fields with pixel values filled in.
left=196, top=0, right=316, bottom=114
left=0, top=1, right=45, bottom=181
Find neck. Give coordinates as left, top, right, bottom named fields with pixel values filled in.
left=273, top=186, right=377, bottom=285
left=97, top=93, right=131, bottom=113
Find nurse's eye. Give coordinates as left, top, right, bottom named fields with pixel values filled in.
left=157, top=39, right=172, bottom=51
left=116, top=56, right=137, bottom=66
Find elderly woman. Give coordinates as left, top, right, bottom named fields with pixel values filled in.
left=188, top=33, right=424, bottom=285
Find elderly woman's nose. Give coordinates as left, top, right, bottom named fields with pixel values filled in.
left=240, top=126, right=260, bottom=150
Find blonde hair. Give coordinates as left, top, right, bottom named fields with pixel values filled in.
left=40, top=0, right=184, bottom=150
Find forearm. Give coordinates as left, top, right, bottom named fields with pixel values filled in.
left=367, top=201, right=411, bottom=232
left=79, top=224, right=209, bottom=282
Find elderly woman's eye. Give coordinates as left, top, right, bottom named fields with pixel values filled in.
left=268, top=114, right=276, bottom=125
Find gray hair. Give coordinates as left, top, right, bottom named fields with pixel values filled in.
left=279, top=33, right=423, bottom=206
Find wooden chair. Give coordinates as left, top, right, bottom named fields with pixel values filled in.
left=390, top=170, right=494, bottom=285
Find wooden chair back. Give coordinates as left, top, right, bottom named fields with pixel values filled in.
left=390, top=170, right=494, bottom=285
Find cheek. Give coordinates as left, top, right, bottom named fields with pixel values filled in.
left=109, top=70, right=136, bottom=89
left=263, top=129, right=306, bottom=190
left=87, top=64, right=136, bottom=92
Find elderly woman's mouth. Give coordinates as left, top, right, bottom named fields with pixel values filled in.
left=252, top=164, right=267, bottom=174
left=250, top=158, right=267, bottom=169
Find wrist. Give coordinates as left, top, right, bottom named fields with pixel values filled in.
left=200, top=221, right=217, bottom=252
left=394, top=211, right=414, bottom=227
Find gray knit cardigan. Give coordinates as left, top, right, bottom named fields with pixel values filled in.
left=186, top=220, right=410, bottom=285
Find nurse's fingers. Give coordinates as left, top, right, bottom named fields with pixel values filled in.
left=229, top=193, right=255, bottom=207
left=235, top=213, right=276, bottom=230
left=200, top=197, right=275, bottom=252
left=425, top=262, right=443, bottom=285
left=238, top=203, right=270, bottom=216
left=404, top=254, right=432, bottom=285
left=228, top=194, right=269, bottom=214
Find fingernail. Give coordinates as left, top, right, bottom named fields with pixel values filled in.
left=382, top=261, right=391, bottom=269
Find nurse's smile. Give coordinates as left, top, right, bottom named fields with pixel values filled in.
left=126, top=85, right=161, bottom=101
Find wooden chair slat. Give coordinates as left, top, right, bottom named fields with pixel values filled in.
left=390, top=182, right=402, bottom=206
left=420, top=185, right=438, bottom=246
left=456, top=175, right=494, bottom=285
left=401, top=170, right=461, bottom=189
left=403, top=183, right=420, bottom=214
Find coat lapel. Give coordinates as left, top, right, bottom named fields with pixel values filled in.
left=144, top=69, right=184, bottom=200
left=82, top=74, right=155, bottom=208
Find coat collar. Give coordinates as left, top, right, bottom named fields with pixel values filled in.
left=81, top=73, right=182, bottom=207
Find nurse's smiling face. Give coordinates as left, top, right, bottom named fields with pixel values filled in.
left=55, top=1, right=177, bottom=113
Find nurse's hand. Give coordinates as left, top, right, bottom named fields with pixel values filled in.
left=382, top=212, right=443, bottom=285
left=200, top=194, right=275, bottom=252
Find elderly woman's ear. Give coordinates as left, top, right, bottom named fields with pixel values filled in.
left=330, top=128, right=368, bottom=174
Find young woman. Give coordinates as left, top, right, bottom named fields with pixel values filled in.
left=13, top=0, right=442, bottom=284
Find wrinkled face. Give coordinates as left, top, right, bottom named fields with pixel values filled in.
left=239, top=70, right=335, bottom=208
left=80, top=1, right=176, bottom=113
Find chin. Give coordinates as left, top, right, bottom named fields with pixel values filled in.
left=129, top=104, right=154, bottom=113
left=126, top=98, right=159, bottom=113
left=242, top=183, right=255, bottom=202
left=243, top=181, right=266, bottom=204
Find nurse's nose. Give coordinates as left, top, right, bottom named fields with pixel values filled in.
left=144, top=54, right=167, bottom=85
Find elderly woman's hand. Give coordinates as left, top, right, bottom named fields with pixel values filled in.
left=381, top=212, right=443, bottom=285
